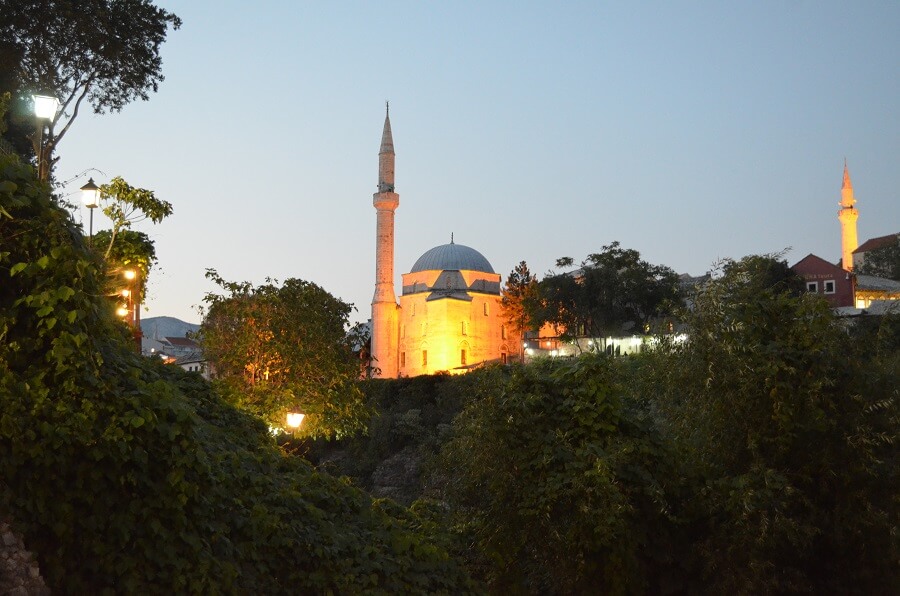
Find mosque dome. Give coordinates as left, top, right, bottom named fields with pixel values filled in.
left=410, top=242, right=495, bottom=274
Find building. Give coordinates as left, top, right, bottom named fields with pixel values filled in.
left=793, top=163, right=900, bottom=309
left=792, top=254, right=854, bottom=307
left=837, top=160, right=859, bottom=271
left=853, top=232, right=899, bottom=274
left=370, top=107, right=514, bottom=378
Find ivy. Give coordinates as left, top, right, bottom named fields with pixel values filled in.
left=0, top=154, right=476, bottom=593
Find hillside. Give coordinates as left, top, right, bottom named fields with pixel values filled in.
left=141, top=316, right=200, bottom=340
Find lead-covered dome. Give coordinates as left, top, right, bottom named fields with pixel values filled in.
left=410, top=242, right=495, bottom=274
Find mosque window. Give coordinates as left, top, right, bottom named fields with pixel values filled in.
left=824, top=280, right=836, bottom=294
left=421, top=322, right=427, bottom=336
left=461, top=349, right=467, bottom=366
left=401, top=352, right=406, bottom=367
left=422, top=350, right=428, bottom=367
left=483, top=303, right=489, bottom=316
left=461, top=321, right=468, bottom=335
left=806, top=281, right=818, bottom=293
left=501, top=353, right=508, bottom=364
left=501, top=325, right=507, bottom=339
left=401, top=324, right=405, bottom=338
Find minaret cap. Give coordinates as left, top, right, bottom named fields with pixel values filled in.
left=842, top=159, right=852, bottom=190
left=380, top=102, right=394, bottom=155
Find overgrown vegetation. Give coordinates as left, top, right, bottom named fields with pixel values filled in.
left=0, top=155, right=475, bottom=593
left=312, top=256, right=898, bottom=595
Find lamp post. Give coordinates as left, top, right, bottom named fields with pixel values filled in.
left=32, top=95, right=59, bottom=181
left=80, top=178, right=100, bottom=247
left=122, top=269, right=142, bottom=353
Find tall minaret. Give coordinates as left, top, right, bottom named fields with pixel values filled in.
left=371, top=103, right=400, bottom=378
left=838, top=160, right=859, bottom=271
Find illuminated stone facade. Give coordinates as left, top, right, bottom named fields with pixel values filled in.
left=370, top=109, right=513, bottom=378
left=838, top=161, right=859, bottom=271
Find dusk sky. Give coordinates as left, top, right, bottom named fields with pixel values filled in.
left=54, top=1, right=900, bottom=325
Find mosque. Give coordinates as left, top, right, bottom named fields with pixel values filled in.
left=370, top=107, right=514, bottom=378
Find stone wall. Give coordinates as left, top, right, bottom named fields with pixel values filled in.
left=0, top=520, right=49, bottom=595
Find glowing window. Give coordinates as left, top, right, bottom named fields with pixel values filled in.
left=461, top=349, right=467, bottom=366
left=824, top=280, right=836, bottom=294
left=806, top=281, right=818, bottom=293
left=501, top=353, right=508, bottom=364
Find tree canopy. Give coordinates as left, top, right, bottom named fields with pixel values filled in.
left=0, top=0, right=181, bottom=177
left=640, top=254, right=898, bottom=593
left=200, top=270, right=369, bottom=438
left=500, top=260, right=537, bottom=357
left=531, top=242, right=682, bottom=342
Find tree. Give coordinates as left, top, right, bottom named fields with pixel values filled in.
left=96, top=175, right=172, bottom=259
left=92, top=228, right=156, bottom=301
left=856, top=235, right=900, bottom=280
left=501, top=261, right=538, bottom=359
left=437, top=357, right=681, bottom=594
left=0, top=0, right=181, bottom=179
left=533, top=242, right=681, bottom=344
left=199, top=270, right=370, bottom=438
left=643, top=254, right=898, bottom=593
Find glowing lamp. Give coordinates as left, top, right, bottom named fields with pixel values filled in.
left=32, top=95, right=59, bottom=119
left=80, top=178, right=100, bottom=208
left=116, top=306, right=129, bottom=317
left=123, top=270, right=136, bottom=281
left=286, top=412, right=305, bottom=429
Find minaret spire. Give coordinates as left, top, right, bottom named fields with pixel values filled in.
left=371, top=104, right=400, bottom=378
left=838, top=160, right=859, bottom=271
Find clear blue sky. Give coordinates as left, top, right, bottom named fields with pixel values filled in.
left=56, top=1, right=900, bottom=324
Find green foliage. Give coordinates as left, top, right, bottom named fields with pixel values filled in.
left=91, top=228, right=156, bottom=301
left=437, top=358, right=680, bottom=594
left=0, top=153, right=476, bottom=594
left=200, top=269, right=370, bottom=438
left=501, top=261, right=537, bottom=351
left=97, top=176, right=172, bottom=259
left=307, top=373, right=476, bottom=504
left=533, top=242, right=682, bottom=342
left=0, top=0, right=181, bottom=178
left=643, top=254, right=899, bottom=593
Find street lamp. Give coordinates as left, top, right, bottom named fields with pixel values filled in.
left=80, top=178, right=100, bottom=247
left=32, top=94, right=59, bottom=181
left=122, top=269, right=142, bottom=352
left=286, top=411, right=305, bottom=430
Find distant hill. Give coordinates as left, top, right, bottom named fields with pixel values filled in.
left=141, top=316, right=200, bottom=341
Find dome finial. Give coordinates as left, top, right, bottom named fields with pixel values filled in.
left=451, top=232, right=454, bottom=244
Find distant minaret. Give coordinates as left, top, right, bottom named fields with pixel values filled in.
left=838, top=160, right=859, bottom=271
left=371, top=103, right=400, bottom=378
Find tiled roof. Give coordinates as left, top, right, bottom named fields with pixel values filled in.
left=856, top=275, right=900, bottom=292
left=164, top=336, right=199, bottom=348
left=853, top=233, right=899, bottom=254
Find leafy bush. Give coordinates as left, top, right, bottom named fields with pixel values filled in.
left=435, top=358, right=682, bottom=594
left=0, top=155, right=475, bottom=593
left=642, top=255, right=899, bottom=594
